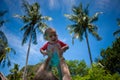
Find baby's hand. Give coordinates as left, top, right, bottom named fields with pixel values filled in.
left=42, top=51, right=47, bottom=57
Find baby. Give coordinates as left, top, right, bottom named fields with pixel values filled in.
left=34, top=28, right=71, bottom=80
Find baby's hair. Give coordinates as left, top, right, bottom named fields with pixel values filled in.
left=43, top=27, right=56, bottom=40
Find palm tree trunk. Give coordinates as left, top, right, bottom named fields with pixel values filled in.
left=23, top=34, right=32, bottom=80
left=85, top=30, right=93, bottom=66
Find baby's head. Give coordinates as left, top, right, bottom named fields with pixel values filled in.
left=44, top=28, right=58, bottom=43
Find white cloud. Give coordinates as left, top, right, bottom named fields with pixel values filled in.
left=47, top=0, right=76, bottom=13
left=61, top=0, right=76, bottom=13
left=48, top=0, right=60, bottom=10
left=94, top=0, right=111, bottom=11
left=49, top=0, right=55, bottom=8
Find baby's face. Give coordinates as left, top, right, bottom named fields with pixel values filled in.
left=47, top=32, right=58, bottom=43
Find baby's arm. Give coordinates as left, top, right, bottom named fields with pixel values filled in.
left=40, top=43, right=48, bottom=56
left=60, top=45, right=69, bottom=55
left=61, top=45, right=69, bottom=52
left=40, top=47, right=53, bottom=57
left=57, top=40, right=69, bottom=56
left=40, top=49, right=48, bottom=56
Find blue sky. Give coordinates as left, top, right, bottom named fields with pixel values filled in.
left=0, top=0, right=120, bottom=76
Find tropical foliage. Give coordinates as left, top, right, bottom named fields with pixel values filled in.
left=0, top=10, right=8, bottom=27
left=7, top=64, right=22, bottom=80
left=66, top=60, right=89, bottom=77
left=98, top=37, right=120, bottom=74
left=71, top=63, right=120, bottom=80
left=65, top=3, right=102, bottom=65
left=6, top=60, right=120, bottom=80
left=0, top=10, right=15, bottom=67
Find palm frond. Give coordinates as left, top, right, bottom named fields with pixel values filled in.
left=67, top=25, right=76, bottom=35
left=117, top=18, right=120, bottom=26
left=1, top=58, right=6, bottom=67
left=89, top=12, right=103, bottom=23
left=10, top=48, right=16, bottom=54
left=7, top=56, right=11, bottom=67
left=67, top=25, right=76, bottom=44
left=22, top=0, right=31, bottom=15
left=38, top=22, right=48, bottom=33
left=20, top=21, right=32, bottom=31
left=0, top=10, right=8, bottom=27
left=79, top=3, right=83, bottom=10
left=89, top=29, right=102, bottom=41
left=64, top=14, right=78, bottom=23
left=0, top=50, right=7, bottom=68
left=13, top=14, right=23, bottom=19
left=73, top=33, right=79, bottom=39
left=0, top=31, right=8, bottom=44
left=0, top=20, right=5, bottom=27
left=32, top=29, right=37, bottom=44
left=88, top=24, right=98, bottom=32
left=88, top=24, right=101, bottom=40
left=0, top=10, right=8, bottom=17
left=0, top=52, right=5, bottom=63
left=73, top=3, right=83, bottom=15
left=22, top=27, right=31, bottom=45
left=113, top=18, right=120, bottom=37
left=32, top=2, right=40, bottom=11
left=72, top=6, right=81, bottom=15
left=14, top=15, right=30, bottom=23
left=113, top=29, right=120, bottom=36
left=41, top=16, right=52, bottom=21
left=72, top=29, right=84, bottom=44
left=84, top=3, right=89, bottom=15
left=74, top=26, right=84, bottom=41
left=5, top=47, right=11, bottom=53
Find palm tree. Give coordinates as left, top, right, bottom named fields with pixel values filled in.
left=0, top=10, right=16, bottom=67
left=14, top=1, right=52, bottom=80
left=65, top=3, right=102, bottom=66
left=113, top=18, right=120, bottom=37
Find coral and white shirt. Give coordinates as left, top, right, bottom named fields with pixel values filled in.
left=40, top=40, right=67, bottom=51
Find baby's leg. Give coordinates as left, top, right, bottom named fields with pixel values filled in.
left=33, top=63, right=46, bottom=80
left=33, top=58, right=58, bottom=80
left=60, top=59, right=71, bottom=80
left=33, top=58, right=50, bottom=80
